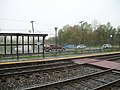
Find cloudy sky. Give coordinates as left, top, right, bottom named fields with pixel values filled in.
left=0, top=0, right=120, bottom=37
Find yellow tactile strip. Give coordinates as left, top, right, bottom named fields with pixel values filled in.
left=0, top=51, right=120, bottom=65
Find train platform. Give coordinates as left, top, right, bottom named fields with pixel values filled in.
left=73, top=58, right=120, bottom=71
left=90, top=60, right=120, bottom=70
left=0, top=51, right=120, bottom=65
left=73, top=58, right=100, bottom=64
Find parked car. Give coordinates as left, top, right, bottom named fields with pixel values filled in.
left=44, top=44, right=65, bottom=52
left=77, top=44, right=86, bottom=49
left=64, top=45, right=75, bottom=49
left=102, top=44, right=112, bottom=49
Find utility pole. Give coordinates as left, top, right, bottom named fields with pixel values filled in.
left=54, top=27, right=58, bottom=55
left=79, top=21, right=84, bottom=44
left=110, top=34, right=113, bottom=45
left=31, top=21, right=34, bottom=33
left=118, top=33, right=120, bottom=49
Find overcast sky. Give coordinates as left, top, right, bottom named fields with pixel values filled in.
left=0, top=0, right=120, bottom=37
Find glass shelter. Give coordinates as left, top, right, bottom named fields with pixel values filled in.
left=0, top=33, right=48, bottom=60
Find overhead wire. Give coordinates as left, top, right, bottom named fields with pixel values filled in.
left=0, top=18, right=42, bottom=24
left=0, top=18, right=34, bottom=32
left=0, top=18, right=55, bottom=35
left=0, top=28, right=30, bottom=31
left=0, top=18, right=30, bottom=23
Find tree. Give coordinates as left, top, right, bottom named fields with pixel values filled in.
left=46, top=21, right=118, bottom=47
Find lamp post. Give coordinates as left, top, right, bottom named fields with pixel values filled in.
left=54, top=27, right=58, bottom=55
left=119, top=34, right=120, bottom=49
left=79, top=21, right=84, bottom=44
left=110, top=34, right=113, bottom=45
left=31, top=21, right=34, bottom=33
left=118, top=32, right=120, bottom=49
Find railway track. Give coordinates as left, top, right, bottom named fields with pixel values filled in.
left=26, top=69, right=120, bottom=90
left=0, top=60, right=73, bottom=68
left=0, top=53, right=120, bottom=90
left=91, top=53, right=120, bottom=62
left=0, top=63, right=105, bottom=90
left=0, top=60, right=75, bottom=75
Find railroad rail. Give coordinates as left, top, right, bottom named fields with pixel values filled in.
left=26, top=69, right=120, bottom=90
left=0, top=60, right=75, bottom=75
left=93, top=79, right=120, bottom=90
left=0, top=63, right=106, bottom=89
left=0, top=52, right=120, bottom=90
left=91, top=53, right=120, bottom=63
left=0, top=60, right=80, bottom=75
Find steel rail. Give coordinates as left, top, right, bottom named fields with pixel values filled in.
left=105, top=57, right=120, bottom=61
left=93, top=54, right=120, bottom=60
left=0, top=61, right=73, bottom=73
left=93, top=79, right=120, bottom=90
left=25, top=69, right=113, bottom=90
left=0, top=64, right=80, bottom=77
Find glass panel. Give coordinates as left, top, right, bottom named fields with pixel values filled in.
left=18, top=45, right=22, bottom=53
left=12, top=36, right=17, bottom=44
left=13, top=46, right=17, bottom=54
left=0, top=36, right=4, bottom=44
left=6, top=46, right=11, bottom=54
left=24, top=45, right=28, bottom=53
left=40, top=45, right=43, bottom=52
left=29, top=45, right=33, bottom=53
left=29, top=36, right=33, bottom=44
left=0, top=46, right=4, bottom=54
left=24, top=36, right=28, bottom=44
left=34, top=45, right=38, bottom=53
left=34, top=37, right=38, bottom=45
left=6, top=36, right=11, bottom=44
left=18, top=36, right=22, bottom=44
left=39, top=38, right=43, bottom=52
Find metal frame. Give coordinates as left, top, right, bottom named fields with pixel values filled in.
left=0, top=33, right=48, bottom=59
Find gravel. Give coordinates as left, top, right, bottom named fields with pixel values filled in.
left=52, top=72, right=120, bottom=90
left=0, top=64, right=104, bottom=90
left=0, top=61, right=75, bottom=75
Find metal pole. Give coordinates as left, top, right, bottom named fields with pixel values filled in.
left=117, top=33, right=120, bottom=50
left=16, top=35, right=19, bottom=60
left=28, top=36, right=29, bottom=53
left=110, top=34, right=113, bottom=45
left=79, top=21, right=84, bottom=44
left=43, top=36, right=45, bottom=58
left=11, top=36, right=13, bottom=56
left=31, top=21, right=34, bottom=33
left=33, top=36, right=35, bottom=53
left=118, top=33, right=120, bottom=50
left=22, top=36, right=24, bottom=54
left=4, top=36, right=6, bottom=55
left=38, top=36, right=40, bottom=57
left=54, top=27, right=58, bottom=55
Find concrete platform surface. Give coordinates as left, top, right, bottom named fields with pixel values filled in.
left=73, top=59, right=100, bottom=64
left=90, top=60, right=120, bottom=69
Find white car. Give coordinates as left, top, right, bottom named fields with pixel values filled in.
left=102, top=44, right=112, bottom=49
left=77, top=44, right=86, bottom=49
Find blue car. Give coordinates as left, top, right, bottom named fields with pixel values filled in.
left=64, top=45, right=75, bottom=49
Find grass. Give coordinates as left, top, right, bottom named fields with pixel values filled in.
left=0, top=47, right=119, bottom=61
